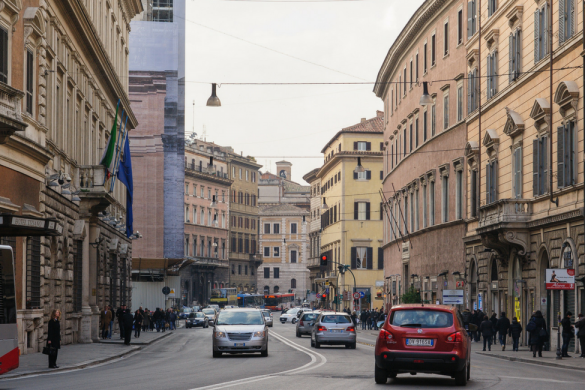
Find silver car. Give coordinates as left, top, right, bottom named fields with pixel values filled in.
left=212, top=308, right=268, bottom=357
left=202, top=308, right=217, bottom=325
left=296, top=311, right=320, bottom=337
left=311, top=312, right=356, bottom=349
left=261, top=309, right=273, bottom=327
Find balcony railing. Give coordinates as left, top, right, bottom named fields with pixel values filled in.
left=78, top=165, right=115, bottom=216
left=0, top=82, right=26, bottom=144
left=478, top=198, right=532, bottom=230
left=185, top=163, right=229, bottom=179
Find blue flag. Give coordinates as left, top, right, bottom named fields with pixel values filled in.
left=116, top=135, right=133, bottom=238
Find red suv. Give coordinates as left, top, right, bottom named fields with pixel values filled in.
left=374, top=304, right=471, bottom=386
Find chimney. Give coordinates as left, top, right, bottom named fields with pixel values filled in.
left=361, top=118, right=366, bottom=123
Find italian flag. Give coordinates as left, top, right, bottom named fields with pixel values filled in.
left=100, top=101, right=120, bottom=178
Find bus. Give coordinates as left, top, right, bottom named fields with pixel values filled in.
left=210, top=288, right=237, bottom=308
left=0, top=245, right=18, bottom=374
left=237, top=293, right=264, bottom=308
left=264, top=293, right=295, bottom=311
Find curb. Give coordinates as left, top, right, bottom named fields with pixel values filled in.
left=96, top=330, right=173, bottom=346
left=475, top=351, right=585, bottom=371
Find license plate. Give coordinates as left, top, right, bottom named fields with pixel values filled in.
left=330, top=329, right=343, bottom=333
left=406, top=338, right=433, bottom=346
left=234, top=343, right=245, bottom=346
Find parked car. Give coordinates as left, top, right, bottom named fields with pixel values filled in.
left=261, top=310, right=273, bottom=327
left=296, top=311, right=320, bottom=337
left=186, top=312, right=209, bottom=328
left=310, top=312, right=356, bottom=349
left=179, top=307, right=193, bottom=319
left=374, top=304, right=472, bottom=386
left=212, top=308, right=268, bottom=358
left=280, top=307, right=303, bottom=323
left=202, top=308, right=217, bottom=325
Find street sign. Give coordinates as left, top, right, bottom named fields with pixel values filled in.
left=443, top=290, right=464, bottom=305
left=162, top=286, right=170, bottom=295
left=455, top=281, right=465, bottom=288
left=353, top=292, right=360, bottom=300
left=168, top=288, right=175, bottom=298
left=325, top=287, right=329, bottom=294
left=325, top=281, right=330, bottom=286
left=359, top=291, right=365, bottom=298
left=540, top=297, right=547, bottom=306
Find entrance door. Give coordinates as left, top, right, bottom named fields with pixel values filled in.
left=564, top=289, right=576, bottom=352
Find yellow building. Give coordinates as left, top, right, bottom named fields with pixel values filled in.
left=317, top=112, right=385, bottom=311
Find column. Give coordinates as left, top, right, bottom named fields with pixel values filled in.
left=88, top=221, right=101, bottom=342
left=79, top=217, right=93, bottom=343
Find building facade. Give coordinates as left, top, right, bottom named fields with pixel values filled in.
left=463, top=0, right=584, bottom=353
left=303, top=168, right=323, bottom=298
left=374, top=0, right=469, bottom=311
left=0, top=0, right=142, bottom=353
left=182, top=139, right=232, bottom=306
left=317, top=112, right=385, bottom=311
left=227, top=152, right=262, bottom=292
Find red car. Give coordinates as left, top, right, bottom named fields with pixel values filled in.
left=374, top=304, right=472, bottom=386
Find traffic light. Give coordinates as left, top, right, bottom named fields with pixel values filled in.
left=321, top=293, right=327, bottom=301
left=320, top=254, right=328, bottom=267
left=338, top=264, right=345, bottom=274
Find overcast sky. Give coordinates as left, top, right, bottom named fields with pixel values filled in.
left=185, top=0, right=425, bottom=184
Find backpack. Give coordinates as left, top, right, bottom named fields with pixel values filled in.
left=526, top=319, right=536, bottom=332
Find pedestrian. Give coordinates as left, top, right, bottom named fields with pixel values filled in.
left=170, top=309, right=177, bottom=330
left=489, top=312, right=498, bottom=344
left=100, top=306, right=112, bottom=339
left=474, top=310, right=483, bottom=342
left=142, top=309, right=150, bottom=332
left=360, top=310, right=367, bottom=330
left=462, top=308, right=472, bottom=338
left=496, top=312, right=511, bottom=350
left=116, top=304, right=126, bottom=339
left=508, top=316, right=522, bottom=352
left=574, top=313, right=585, bottom=358
left=46, top=309, right=62, bottom=368
left=134, top=309, right=143, bottom=338
left=527, top=310, right=547, bottom=357
left=108, top=305, right=114, bottom=338
left=351, top=311, right=357, bottom=326
left=122, top=308, right=134, bottom=345
left=560, top=311, right=573, bottom=357
left=479, top=315, right=493, bottom=351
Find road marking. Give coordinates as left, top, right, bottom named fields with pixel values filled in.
left=190, top=330, right=327, bottom=390
left=499, top=376, right=575, bottom=384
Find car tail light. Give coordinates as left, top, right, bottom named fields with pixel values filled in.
left=379, top=328, right=394, bottom=344
left=414, top=359, right=424, bottom=363
left=300, top=320, right=304, bottom=326
left=317, top=326, right=327, bottom=332
left=446, top=332, right=463, bottom=343
left=346, top=326, right=355, bottom=332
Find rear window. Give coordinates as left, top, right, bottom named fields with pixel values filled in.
left=302, top=313, right=318, bottom=321
left=321, top=315, right=351, bottom=324
left=390, top=310, right=453, bottom=328
left=262, top=311, right=271, bottom=317
left=195, top=313, right=205, bottom=318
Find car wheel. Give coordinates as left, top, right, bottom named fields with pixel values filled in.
left=292, top=319, right=296, bottom=324
left=296, top=329, right=301, bottom=338
left=351, top=342, right=357, bottom=349
left=467, top=360, right=471, bottom=380
left=345, top=344, right=351, bottom=349
left=314, top=340, right=321, bottom=348
left=213, top=350, right=222, bottom=358
left=374, top=364, right=388, bottom=384
left=310, top=337, right=315, bottom=347
left=454, top=363, right=468, bottom=386
left=389, top=372, right=397, bottom=379
left=261, top=344, right=268, bottom=357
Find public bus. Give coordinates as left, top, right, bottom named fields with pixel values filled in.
left=0, top=245, right=18, bottom=374
left=264, top=293, right=295, bottom=311
left=237, top=293, right=265, bottom=308
left=210, top=288, right=237, bottom=308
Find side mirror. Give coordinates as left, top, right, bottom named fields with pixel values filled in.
left=468, top=324, right=478, bottom=332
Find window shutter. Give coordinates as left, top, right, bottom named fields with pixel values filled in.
left=353, top=171, right=358, bottom=180
left=533, top=139, right=539, bottom=195
left=467, top=1, right=473, bottom=38
left=492, top=160, right=498, bottom=202
left=559, top=0, right=566, bottom=44
left=354, top=202, right=358, bottom=220
left=567, top=121, right=574, bottom=185
left=0, top=28, right=7, bottom=83
left=486, top=163, right=491, bottom=204
left=509, top=34, right=514, bottom=82
left=558, top=125, right=565, bottom=188
left=378, top=248, right=384, bottom=270
left=471, top=170, right=477, bottom=216
left=514, top=148, right=522, bottom=198
left=467, top=72, right=472, bottom=113
left=474, top=68, right=479, bottom=108
left=380, top=202, right=384, bottom=220
left=366, top=202, right=371, bottom=220
left=366, top=247, right=373, bottom=269
left=351, top=247, right=357, bottom=269
left=366, top=170, right=371, bottom=180
left=543, top=4, right=548, bottom=56
left=380, top=171, right=383, bottom=180
left=493, top=51, right=498, bottom=94
left=486, top=54, right=491, bottom=98
left=569, top=0, right=574, bottom=36
left=541, top=137, right=548, bottom=194
left=534, top=9, right=540, bottom=62
left=366, top=142, right=371, bottom=151
left=353, top=142, right=358, bottom=150
left=515, top=30, right=521, bottom=77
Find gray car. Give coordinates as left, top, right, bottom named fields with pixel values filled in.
left=296, top=311, right=320, bottom=337
left=261, top=310, right=273, bottom=327
left=212, top=308, right=268, bottom=357
left=310, top=312, right=356, bottom=349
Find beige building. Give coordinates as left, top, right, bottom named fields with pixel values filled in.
left=303, top=168, right=323, bottom=299
left=0, top=0, right=142, bottom=353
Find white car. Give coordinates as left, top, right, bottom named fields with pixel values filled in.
left=202, top=308, right=217, bottom=325
left=280, top=308, right=303, bottom=324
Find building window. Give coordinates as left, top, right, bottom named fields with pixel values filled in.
left=456, top=170, right=463, bottom=219
left=291, top=223, right=297, bottom=234
left=264, top=246, right=270, bottom=257
left=245, top=265, right=248, bottom=275
left=415, top=118, right=419, bottom=148
left=354, top=141, right=370, bottom=151
left=26, top=49, right=34, bottom=115
left=404, top=195, right=408, bottom=232
left=429, top=181, right=435, bottom=226
left=274, top=268, right=280, bottom=279
left=431, top=34, right=436, bottom=66
left=152, top=0, right=174, bottom=22
left=444, top=22, right=449, bottom=56
left=410, top=191, right=414, bottom=230
left=560, top=0, right=575, bottom=45
left=415, top=53, right=419, bottom=82
left=441, top=175, right=449, bottom=222
left=0, top=27, right=8, bottom=83
left=354, top=202, right=370, bottom=220
left=273, top=247, right=280, bottom=257
left=488, top=0, right=497, bottom=17
left=351, top=247, right=371, bottom=269
left=291, top=279, right=297, bottom=289
left=409, top=123, right=413, bottom=152
left=558, top=121, right=576, bottom=188
left=431, top=104, right=436, bottom=136
left=443, top=95, right=449, bottom=129
left=238, top=264, right=242, bottom=275
left=487, top=51, right=498, bottom=99
left=264, top=223, right=270, bottom=234
left=534, top=3, right=549, bottom=63
left=423, top=110, right=428, bottom=141
left=264, top=267, right=270, bottom=278
left=409, top=59, right=413, bottom=88
left=415, top=188, right=419, bottom=231
left=184, top=235, right=189, bottom=256
left=403, top=129, right=406, bottom=156
left=290, top=250, right=297, bottom=263
left=273, top=223, right=280, bottom=234
left=457, top=86, right=463, bottom=121
left=486, top=160, right=498, bottom=204
left=422, top=183, right=427, bottom=228
left=458, top=9, right=463, bottom=45
left=513, top=147, right=522, bottom=198
left=423, top=42, right=428, bottom=73
left=468, top=68, right=478, bottom=113
left=468, top=0, right=477, bottom=37
left=470, top=169, right=478, bottom=217
left=403, top=67, right=407, bottom=95
left=508, top=30, right=522, bottom=82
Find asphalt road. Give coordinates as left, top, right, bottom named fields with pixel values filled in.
left=1, top=314, right=583, bottom=390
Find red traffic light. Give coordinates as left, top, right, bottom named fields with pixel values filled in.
left=320, top=254, right=328, bottom=267
left=321, top=255, right=327, bottom=260
left=321, top=293, right=327, bottom=298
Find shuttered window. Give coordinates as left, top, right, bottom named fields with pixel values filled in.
left=487, top=0, right=497, bottom=17
left=559, top=0, right=575, bottom=45
left=351, top=247, right=372, bottom=270
left=0, top=27, right=7, bottom=83
left=26, top=50, right=33, bottom=114
left=534, top=4, right=549, bottom=63
left=429, top=181, right=435, bottom=226
left=431, top=104, right=436, bottom=136
left=378, top=248, right=384, bottom=270
left=486, top=160, right=498, bottom=204
left=558, top=122, right=575, bottom=188
left=467, top=0, right=477, bottom=38
left=431, top=34, right=436, bottom=65
left=533, top=136, right=548, bottom=196
left=423, top=110, right=428, bottom=141
left=442, top=176, right=449, bottom=222
left=422, top=184, right=428, bottom=228
left=486, top=51, right=498, bottom=99
left=470, top=169, right=478, bottom=217
left=443, top=95, right=449, bottom=129
left=468, top=68, right=478, bottom=113
left=354, top=202, right=370, bottom=221
left=73, top=240, right=83, bottom=312
left=456, top=170, right=463, bottom=219
left=513, top=147, right=522, bottom=198
left=509, top=30, right=522, bottom=82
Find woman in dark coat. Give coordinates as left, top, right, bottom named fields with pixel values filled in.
left=508, top=317, right=523, bottom=352
left=528, top=310, right=547, bottom=357
left=47, top=309, right=62, bottom=368
left=134, top=310, right=143, bottom=338
left=479, top=315, right=494, bottom=351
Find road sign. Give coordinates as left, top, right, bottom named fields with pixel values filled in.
left=162, top=286, right=170, bottom=295
left=325, top=287, right=329, bottom=294
left=353, top=292, right=360, bottom=300
left=325, top=281, right=330, bottom=286
left=443, top=290, right=464, bottom=305
left=359, top=291, right=365, bottom=299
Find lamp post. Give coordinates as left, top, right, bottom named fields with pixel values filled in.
left=556, top=311, right=562, bottom=359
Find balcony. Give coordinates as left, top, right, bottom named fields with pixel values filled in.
left=478, top=199, right=532, bottom=231
left=78, top=165, right=116, bottom=217
left=0, top=82, right=26, bottom=144
left=185, top=163, right=230, bottom=180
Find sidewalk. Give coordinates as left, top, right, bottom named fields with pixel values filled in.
left=471, top=338, right=585, bottom=371
left=0, top=331, right=172, bottom=380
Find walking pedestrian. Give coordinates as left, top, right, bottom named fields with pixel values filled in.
left=351, top=311, right=357, bottom=326
left=47, top=309, right=61, bottom=368
left=574, top=313, right=585, bottom=358
left=496, top=312, right=511, bottom=350
left=360, top=310, right=367, bottom=330
left=108, top=305, right=114, bottom=338
left=116, top=304, right=126, bottom=339
left=527, top=310, right=547, bottom=357
left=462, top=308, right=472, bottom=338
left=489, top=312, right=498, bottom=344
left=134, top=309, right=143, bottom=338
left=122, top=308, right=134, bottom=345
left=142, top=309, right=150, bottom=332
left=170, top=309, right=177, bottom=330
left=479, top=315, right=493, bottom=351
left=474, top=310, right=483, bottom=342
left=508, top=316, right=522, bottom=352
left=560, top=311, right=573, bottom=357
left=100, top=306, right=112, bottom=339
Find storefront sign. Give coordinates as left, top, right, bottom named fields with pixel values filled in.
left=443, top=290, right=464, bottom=305
left=12, top=217, right=45, bottom=229
left=478, top=293, right=483, bottom=311
left=545, top=269, right=575, bottom=290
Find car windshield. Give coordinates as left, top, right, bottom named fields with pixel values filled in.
left=202, top=309, right=215, bottom=315
left=262, top=311, right=271, bottom=317
left=216, top=311, right=264, bottom=326
left=194, top=313, right=205, bottom=318
left=390, top=310, right=453, bottom=328
left=321, top=315, right=351, bottom=324
left=302, top=313, right=318, bottom=321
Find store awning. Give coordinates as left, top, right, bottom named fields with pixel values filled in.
left=0, top=214, right=63, bottom=236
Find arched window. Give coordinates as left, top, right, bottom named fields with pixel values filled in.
left=213, top=282, right=218, bottom=289
left=490, top=259, right=498, bottom=281
left=274, top=286, right=280, bottom=293
left=264, top=285, right=270, bottom=294
left=291, top=279, right=297, bottom=289
left=220, top=283, right=224, bottom=288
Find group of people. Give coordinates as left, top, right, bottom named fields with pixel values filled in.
left=356, top=308, right=386, bottom=330
left=99, top=306, right=179, bottom=345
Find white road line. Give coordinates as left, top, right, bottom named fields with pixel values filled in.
left=190, top=330, right=327, bottom=390
left=499, top=376, right=575, bottom=384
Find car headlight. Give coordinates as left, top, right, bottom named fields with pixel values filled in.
left=253, top=331, right=265, bottom=338
left=214, top=331, right=226, bottom=339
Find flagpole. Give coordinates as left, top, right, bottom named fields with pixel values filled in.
left=111, top=113, right=129, bottom=193
left=101, top=99, right=120, bottom=186
left=108, top=110, right=124, bottom=192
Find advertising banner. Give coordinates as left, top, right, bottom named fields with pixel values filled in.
left=545, top=269, right=575, bottom=290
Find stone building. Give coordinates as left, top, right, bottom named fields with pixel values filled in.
left=317, top=112, right=385, bottom=311
left=302, top=168, right=323, bottom=299
left=181, top=139, right=232, bottom=306
left=374, top=0, right=469, bottom=310
left=227, top=151, right=262, bottom=292
left=463, top=0, right=584, bottom=353
left=0, top=0, right=142, bottom=353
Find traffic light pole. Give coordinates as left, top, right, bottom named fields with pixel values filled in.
left=331, top=260, right=357, bottom=312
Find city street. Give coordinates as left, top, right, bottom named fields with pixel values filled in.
left=1, top=315, right=583, bottom=390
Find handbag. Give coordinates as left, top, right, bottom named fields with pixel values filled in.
left=538, top=328, right=547, bottom=338
left=42, top=346, right=57, bottom=356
